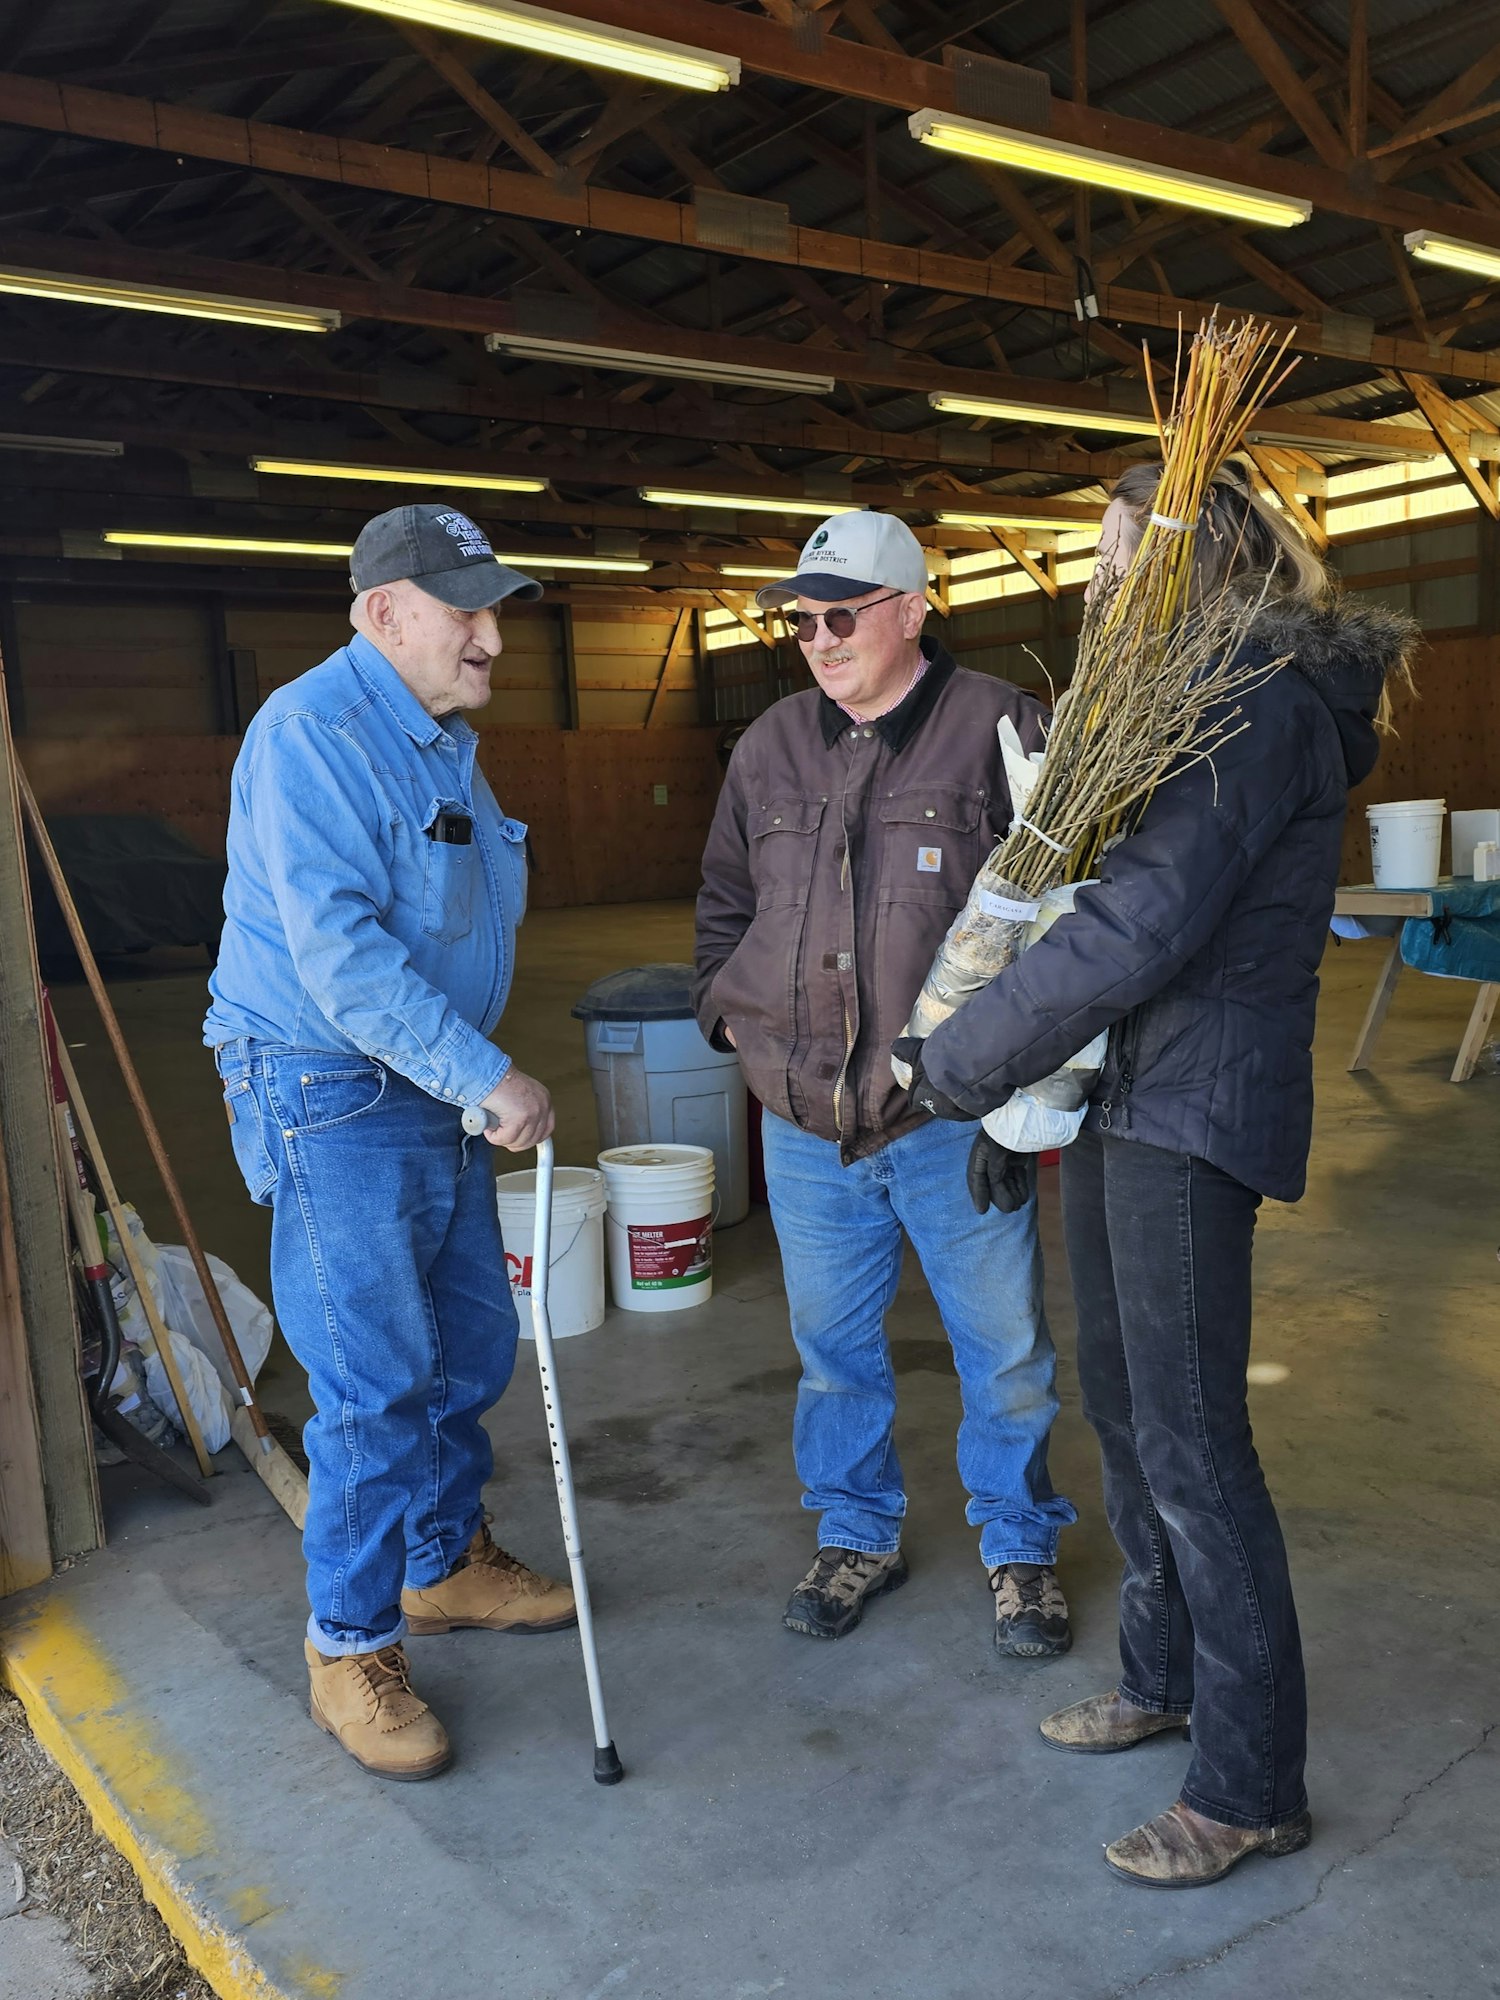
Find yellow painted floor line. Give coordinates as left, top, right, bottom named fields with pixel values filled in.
left=0, top=1595, right=342, bottom=2000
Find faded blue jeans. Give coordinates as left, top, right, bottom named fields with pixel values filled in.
left=761, top=1112, right=1076, bottom=1567
left=214, top=1040, right=519, bottom=1656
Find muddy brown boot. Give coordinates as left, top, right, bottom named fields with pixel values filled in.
left=401, top=1522, right=576, bottom=1635
left=1105, top=1800, right=1312, bottom=1887
left=305, top=1640, right=452, bottom=1781
left=1041, top=1691, right=1191, bottom=1754
left=989, top=1563, right=1071, bottom=1658
left=783, top=1546, right=908, bottom=1639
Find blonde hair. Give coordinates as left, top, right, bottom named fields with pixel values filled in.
left=1110, top=458, right=1329, bottom=611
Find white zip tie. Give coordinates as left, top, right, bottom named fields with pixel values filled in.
left=1014, top=815, right=1071, bottom=854
left=1150, top=510, right=1193, bottom=531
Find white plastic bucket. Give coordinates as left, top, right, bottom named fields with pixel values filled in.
left=496, top=1166, right=607, bottom=1339
left=597, top=1144, right=715, bottom=1315
left=1367, top=797, right=1445, bottom=889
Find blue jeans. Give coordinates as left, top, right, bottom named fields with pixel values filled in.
left=761, top=1112, right=1076, bottom=1567
left=214, top=1040, right=519, bottom=1656
left=1060, top=1128, right=1307, bottom=1829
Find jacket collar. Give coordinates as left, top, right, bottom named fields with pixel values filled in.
left=347, top=632, right=475, bottom=748
left=817, top=637, right=958, bottom=752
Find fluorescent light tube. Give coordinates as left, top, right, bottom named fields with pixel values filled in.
left=0, top=432, right=124, bottom=457
left=935, top=508, right=1102, bottom=534
left=909, top=111, right=1311, bottom=230
left=641, top=488, right=863, bottom=518
left=493, top=553, right=649, bottom=571
left=719, top=564, right=800, bottom=578
left=321, top=0, right=739, bottom=91
left=104, top=532, right=353, bottom=557
left=1403, top=229, right=1500, bottom=285
left=929, top=390, right=1159, bottom=437
left=0, top=266, right=339, bottom=333
left=252, top=456, right=547, bottom=493
left=486, top=333, right=833, bottom=396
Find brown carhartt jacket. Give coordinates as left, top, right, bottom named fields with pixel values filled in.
left=693, top=640, right=1047, bottom=1162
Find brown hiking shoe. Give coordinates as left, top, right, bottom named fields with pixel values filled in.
left=1041, top=1691, right=1191, bottom=1754
left=401, top=1522, right=576, bottom=1635
left=1105, top=1801, right=1312, bottom=1888
left=783, top=1546, right=908, bottom=1640
left=989, top=1563, right=1072, bottom=1658
left=305, top=1640, right=452, bottom=1782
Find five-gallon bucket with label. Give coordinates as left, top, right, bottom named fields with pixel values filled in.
left=1368, top=797, right=1445, bottom=889
left=597, top=1144, right=715, bottom=1314
left=496, top=1166, right=607, bottom=1339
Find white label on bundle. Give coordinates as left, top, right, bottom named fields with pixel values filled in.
left=979, top=889, right=1041, bottom=923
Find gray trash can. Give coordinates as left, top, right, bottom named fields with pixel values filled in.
left=572, top=964, right=750, bottom=1227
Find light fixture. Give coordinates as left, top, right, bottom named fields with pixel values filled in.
left=494, top=553, right=650, bottom=571
left=641, top=488, right=864, bottom=518
left=908, top=111, right=1312, bottom=230
left=929, top=390, right=1159, bottom=437
left=103, top=532, right=353, bottom=557
left=320, top=0, right=739, bottom=91
left=935, top=508, right=1103, bottom=534
left=0, top=266, right=340, bottom=333
left=1403, top=229, right=1500, bottom=285
left=719, top=563, right=798, bottom=579
left=485, top=333, right=832, bottom=396
left=0, top=431, right=124, bottom=458
left=251, top=456, right=548, bottom=493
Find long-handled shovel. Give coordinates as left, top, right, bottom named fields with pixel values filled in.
left=463, top=1114, right=624, bottom=1786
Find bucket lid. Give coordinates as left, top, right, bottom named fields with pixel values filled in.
left=598, top=1143, right=714, bottom=1171
left=572, top=962, right=696, bottom=1023
left=495, top=1166, right=605, bottom=1204
left=1366, top=798, right=1445, bottom=814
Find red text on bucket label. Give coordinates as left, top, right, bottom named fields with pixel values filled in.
left=506, top=1252, right=534, bottom=1297
left=627, top=1215, right=713, bottom=1290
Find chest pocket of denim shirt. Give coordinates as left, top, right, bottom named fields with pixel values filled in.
left=749, top=797, right=826, bottom=909
left=878, top=788, right=983, bottom=907
left=421, top=797, right=475, bottom=944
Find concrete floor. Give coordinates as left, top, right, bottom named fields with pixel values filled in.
left=15, top=909, right=1499, bottom=2000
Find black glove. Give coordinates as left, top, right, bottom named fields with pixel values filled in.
left=966, top=1131, right=1036, bottom=1215
left=891, top=1036, right=970, bottom=1121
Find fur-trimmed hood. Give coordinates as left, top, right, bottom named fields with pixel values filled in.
left=1248, top=593, right=1421, bottom=788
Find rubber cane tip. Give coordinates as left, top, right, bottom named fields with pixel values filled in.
left=593, top=1743, right=625, bottom=1786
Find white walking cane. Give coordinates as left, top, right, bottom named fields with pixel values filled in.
left=463, top=1111, right=624, bottom=1785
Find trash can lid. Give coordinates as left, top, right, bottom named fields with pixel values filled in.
left=571, top=962, right=696, bottom=1022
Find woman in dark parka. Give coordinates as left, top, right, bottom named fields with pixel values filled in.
left=915, top=463, right=1418, bottom=1888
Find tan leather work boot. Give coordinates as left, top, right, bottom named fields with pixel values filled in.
left=305, top=1640, right=452, bottom=1781
left=401, top=1523, right=576, bottom=1635
left=1041, top=1690, right=1191, bottom=1754
left=1105, top=1801, right=1313, bottom=1888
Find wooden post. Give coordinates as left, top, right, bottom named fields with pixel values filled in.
left=0, top=1130, right=51, bottom=1595
left=0, top=646, right=101, bottom=1562
left=693, top=608, right=715, bottom=726
left=1348, top=939, right=1404, bottom=1073
left=558, top=601, right=581, bottom=730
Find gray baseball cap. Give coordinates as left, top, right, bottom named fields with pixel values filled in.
left=350, top=503, right=543, bottom=609
left=755, top=511, right=929, bottom=609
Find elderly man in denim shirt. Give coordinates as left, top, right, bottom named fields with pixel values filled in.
left=206, top=504, right=575, bottom=1782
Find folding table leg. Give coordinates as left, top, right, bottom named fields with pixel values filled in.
left=1349, top=940, right=1403, bottom=1073
left=1450, top=981, right=1499, bottom=1084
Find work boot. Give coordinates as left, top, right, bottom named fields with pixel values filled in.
left=783, top=1546, right=908, bottom=1640
left=1041, top=1690, right=1191, bottom=1754
left=401, top=1522, right=576, bottom=1635
left=989, top=1563, right=1071, bottom=1658
left=305, top=1640, right=452, bottom=1782
left=1105, top=1800, right=1313, bottom=1888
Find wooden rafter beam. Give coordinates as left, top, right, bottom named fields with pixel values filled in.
left=1246, top=446, right=1329, bottom=550
left=994, top=529, right=1059, bottom=598
left=1210, top=0, right=1351, bottom=171
left=1401, top=371, right=1500, bottom=520
left=396, top=22, right=559, bottom=178
left=4, top=76, right=1500, bottom=392
left=644, top=605, right=693, bottom=724
left=1376, top=35, right=1500, bottom=168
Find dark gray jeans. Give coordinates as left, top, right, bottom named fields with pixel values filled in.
left=1060, top=1127, right=1308, bottom=1829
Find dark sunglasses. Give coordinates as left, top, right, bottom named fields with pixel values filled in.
left=788, top=591, right=904, bottom=643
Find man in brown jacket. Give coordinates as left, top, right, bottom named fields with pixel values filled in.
left=694, top=512, right=1076, bottom=1654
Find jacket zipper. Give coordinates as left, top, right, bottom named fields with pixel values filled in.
left=1097, top=1013, right=1140, bottom=1133
left=831, top=824, right=855, bottom=1137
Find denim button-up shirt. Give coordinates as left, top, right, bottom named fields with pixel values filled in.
left=204, top=633, right=524, bottom=1108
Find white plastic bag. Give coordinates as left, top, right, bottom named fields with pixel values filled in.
left=155, top=1245, right=274, bottom=1399
left=102, top=1207, right=235, bottom=1453
left=981, top=880, right=1108, bottom=1155
left=143, top=1328, right=232, bottom=1454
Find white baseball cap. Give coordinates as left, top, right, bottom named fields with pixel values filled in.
left=755, top=511, right=929, bottom=610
